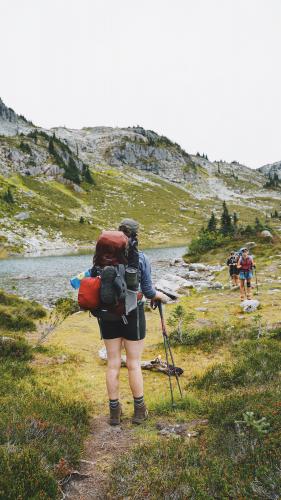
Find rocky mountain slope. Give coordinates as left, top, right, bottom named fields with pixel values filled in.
left=0, top=97, right=280, bottom=256
left=259, top=160, right=281, bottom=180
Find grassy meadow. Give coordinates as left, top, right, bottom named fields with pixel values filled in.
left=1, top=232, right=280, bottom=498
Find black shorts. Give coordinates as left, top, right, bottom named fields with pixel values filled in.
left=229, top=268, right=239, bottom=276
left=99, top=304, right=146, bottom=341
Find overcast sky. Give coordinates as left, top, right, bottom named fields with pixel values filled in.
left=1, top=0, right=281, bottom=168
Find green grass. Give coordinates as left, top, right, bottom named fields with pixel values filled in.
left=193, top=339, right=281, bottom=390
left=0, top=290, right=46, bottom=331
left=0, top=290, right=90, bottom=499
left=109, top=337, right=281, bottom=498
left=108, top=258, right=281, bottom=499
left=1, top=151, right=281, bottom=255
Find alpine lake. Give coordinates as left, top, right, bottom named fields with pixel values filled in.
left=0, top=246, right=186, bottom=306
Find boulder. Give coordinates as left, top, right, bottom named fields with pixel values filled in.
left=185, top=271, right=201, bottom=280
left=245, top=241, right=257, bottom=249
left=189, top=263, right=207, bottom=271
left=207, top=265, right=225, bottom=272
left=240, top=299, right=260, bottom=313
left=155, top=274, right=194, bottom=297
left=260, top=230, right=273, bottom=239
left=210, top=281, right=224, bottom=289
left=197, top=282, right=211, bottom=291
left=14, top=211, right=30, bottom=220
left=169, top=257, right=185, bottom=266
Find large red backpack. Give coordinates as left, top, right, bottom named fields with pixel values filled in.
left=94, top=231, right=129, bottom=267
left=78, top=231, right=129, bottom=319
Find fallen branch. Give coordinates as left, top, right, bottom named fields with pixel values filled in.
left=99, top=348, right=183, bottom=376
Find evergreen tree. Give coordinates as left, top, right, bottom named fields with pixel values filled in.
left=207, top=212, right=217, bottom=232
left=64, top=157, right=81, bottom=184
left=233, top=212, right=238, bottom=226
left=255, top=217, right=263, bottom=232
left=220, top=201, right=233, bottom=235
left=3, top=187, right=14, bottom=204
left=48, top=136, right=55, bottom=156
left=19, top=141, right=32, bottom=154
left=82, top=164, right=95, bottom=185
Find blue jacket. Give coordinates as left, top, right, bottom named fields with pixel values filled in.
left=139, top=251, right=156, bottom=299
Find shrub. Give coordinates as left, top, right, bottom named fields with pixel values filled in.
left=0, top=306, right=36, bottom=331
left=188, top=230, right=225, bottom=255
left=19, top=141, right=32, bottom=154
left=170, top=325, right=224, bottom=347
left=194, top=340, right=281, bottom=390
left=54, top=297, right=79, bottom=318
left=0, top=336, right=33, bottom=361
left=0, top=446, right=58, bottom=500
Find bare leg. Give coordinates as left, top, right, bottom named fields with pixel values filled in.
left=103, top=338, right=122, bottom=400
left=124, top=339, right=145, bottom=397
left=240, top=279, right=245, bottom=300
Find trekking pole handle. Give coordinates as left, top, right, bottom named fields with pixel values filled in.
left=155, top=301, right=168, bottom=337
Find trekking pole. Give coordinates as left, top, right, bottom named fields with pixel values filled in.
left=157, top=302, right=183, bottom=402
left=254, top=267, right=259, bottom=294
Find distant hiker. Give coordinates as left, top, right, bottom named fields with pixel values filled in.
left=78, top=218, right=167, bottom=426
left=226, top=251, right=239, bottom=286
left=237, top=248, right=255, bottom=300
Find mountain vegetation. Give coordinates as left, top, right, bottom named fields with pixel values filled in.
left=0, top=97, right=281, bottom=497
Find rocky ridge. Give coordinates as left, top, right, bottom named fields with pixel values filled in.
left=0, top=97, right=278, bottom=197
left=0, top=97, right=281, bottom=256
left=259, top=160, right=281, bottom=180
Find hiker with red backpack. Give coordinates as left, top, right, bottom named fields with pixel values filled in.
left=237, top=247, right=256, bottom=300
left=73, top=219, right=167, bottom=426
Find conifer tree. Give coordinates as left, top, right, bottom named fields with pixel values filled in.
left=220, top=201, right=233, bottom=235
left=255, top=217, right=263, bottom=232
left=3, top=187, right=14, bottom=204
left=207, top=212, right=217, bottom=232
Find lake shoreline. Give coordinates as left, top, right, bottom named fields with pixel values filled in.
left=0, top=240, right=188, bottom=261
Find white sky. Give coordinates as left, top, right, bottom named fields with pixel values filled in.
left=1, top=0, right=281, bottom=168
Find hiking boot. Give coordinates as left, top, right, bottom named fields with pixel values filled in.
left=109, top=403, right=122, bottom=426
left=132, top=404, right=148, bottom=424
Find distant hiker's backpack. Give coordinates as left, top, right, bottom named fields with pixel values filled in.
left=78, top=230, right=140, bottom=322
left=239, top=255, right=253, bottom=271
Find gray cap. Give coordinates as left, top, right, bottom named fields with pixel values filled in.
left=118, top=218, right=139, bottom=235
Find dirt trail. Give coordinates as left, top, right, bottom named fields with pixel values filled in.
left=64, top=416, right=137, bottom=499
left=44, top=307, right=237, bottom=499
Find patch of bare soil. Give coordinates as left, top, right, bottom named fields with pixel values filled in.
left=64, top=415, right=137, bottom=499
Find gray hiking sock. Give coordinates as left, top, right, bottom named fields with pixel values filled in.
left=109, top=399, right=119, bottom=409
left=134, top=395, right=145, bottom=408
